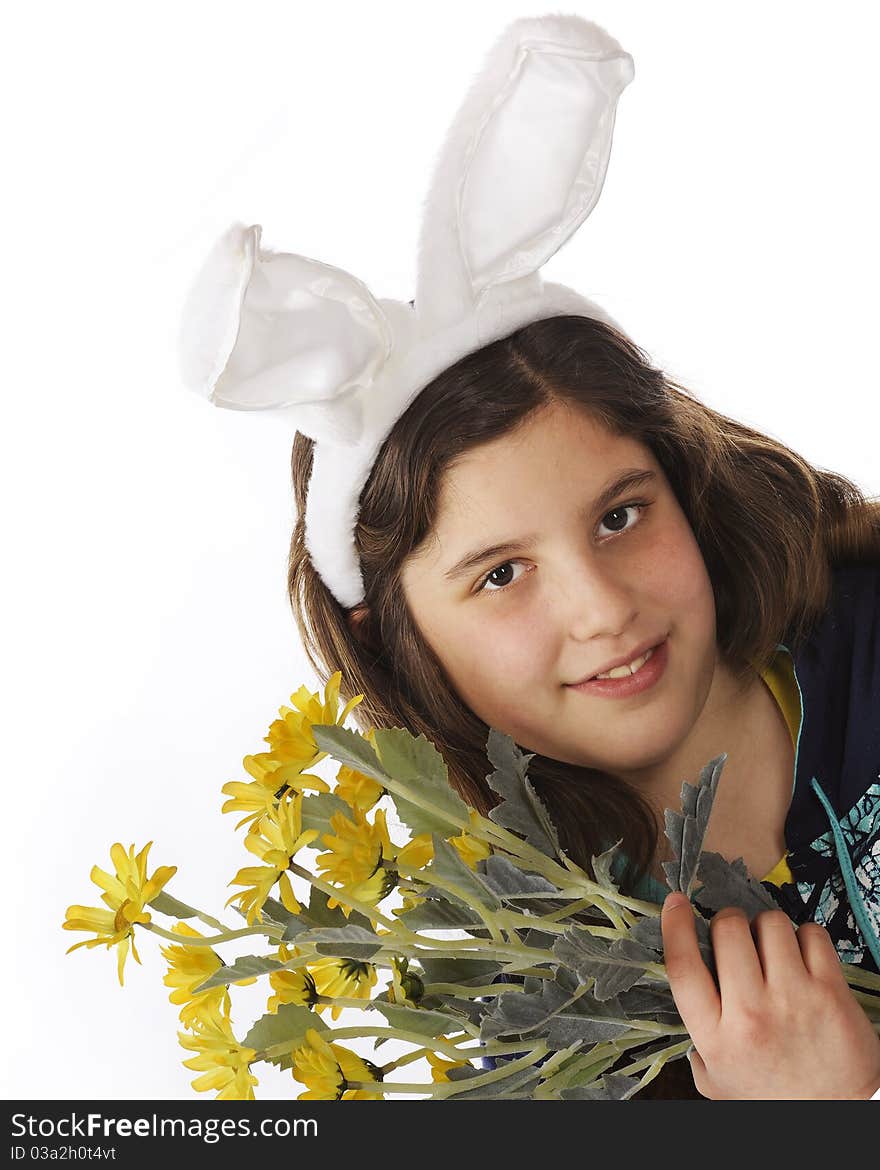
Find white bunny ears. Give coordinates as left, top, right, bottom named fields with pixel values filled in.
left=178, top=14, right=635, bottom=609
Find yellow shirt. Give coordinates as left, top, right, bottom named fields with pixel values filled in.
left=757, top=650, right=801, bottom=887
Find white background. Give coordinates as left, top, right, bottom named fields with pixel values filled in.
left=3, top=0, right=878, bottom=1100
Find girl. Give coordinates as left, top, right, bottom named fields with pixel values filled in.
left=180, top=14, right=880, bottom=1098
left=285, top=313, right=880, bottom=1099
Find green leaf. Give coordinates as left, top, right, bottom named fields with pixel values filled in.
left=662, top=754, right=727, bottom=896
left=561, top=1073, right=640, bottom=1100
left=553, top=928, right=652, bottom=1001
left=372, top=727, right=470, bottom=837
left=295, top=924, right=384, bottom=962
left=423, top=835, right=502, bottom=910
left=310, top=724, right=389, bottom=785
left=193, top=953, right=283, bottom=992
left=243, top=1003, right=327, bottom=1071
left=300, top=791, right=352, bottom=837
left=396, top=899, right=485, bottom=930
left=694, top=851, right=779, bottom=920
left=259, top=896, right=297, bottom=929
left=366, top=1001, right=464, bottom=1038
left=484, top=729, right=561, bottom=859
left=148, top=891, right=199, bottom=920
left=476, top=855, right=562, bottom=900
left=628, top=909, right=715, bottom=971
left=281, top=885, right=375, bottom=942
left=591, top=838, right=624, bottom=895
left=481, top=978, right=631, bottom=1046
left=418, top=957, right=502, bottom=987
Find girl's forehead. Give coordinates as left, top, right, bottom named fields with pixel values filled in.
left=439, top=407, right=653, bottom=501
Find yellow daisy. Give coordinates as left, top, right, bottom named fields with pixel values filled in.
left=395, top=833, right=434, bottom=870
left=160, top=922, right=230, bottom=1026
left=265, top=671, right=363, bottom=768
left=267, top=944, right=318, bottom=1014
left=316, top=806, right=395, bottom=911
left=291, top=1027, right=383, bottom=1101
left=309, top=956, right=378, bottom=1021
left=333, top=728, right=384, bottom=811
left=226, top=794, right=319, bottom=924
left=178, top=1003, right=259, bottom=1100
left=319, top=808, right=398, bottom=917
left=63, top=841, right=176, bottom=986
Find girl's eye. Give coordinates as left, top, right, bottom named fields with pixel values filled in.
left=475, top=501, right=648, bottom=596
left=597, top=503, right=643, bottom=538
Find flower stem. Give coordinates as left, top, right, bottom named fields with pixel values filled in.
left=286, top=860, right=403, bottom=935
left=142, top=921, right=282, bottom=945
left=611, top=1037, right=693, bottom=1079
left=349, top=1041, right=552, bottom=1098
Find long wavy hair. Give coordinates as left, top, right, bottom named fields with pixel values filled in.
left=287, top=315, right=880, bottom=893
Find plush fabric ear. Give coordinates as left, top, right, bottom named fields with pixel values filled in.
left=415, top=14, right=633, bottom=331
left=177, top=223, right=393, bottom=446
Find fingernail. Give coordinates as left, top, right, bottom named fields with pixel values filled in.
left=663, top=891, right=689, bottom=911
left=685, top=1043, right=695, bottom=1061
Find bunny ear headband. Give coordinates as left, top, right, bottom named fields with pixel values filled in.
left=177, top=14, right=634, bottom=609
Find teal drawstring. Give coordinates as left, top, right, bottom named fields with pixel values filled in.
left=810, top=776, right=880, bottom=970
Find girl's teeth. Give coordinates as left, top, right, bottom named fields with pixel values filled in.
left=595, top=647, right=654, bottom=680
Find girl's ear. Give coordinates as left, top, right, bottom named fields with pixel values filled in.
left=347, top=603, right=371, bottom=642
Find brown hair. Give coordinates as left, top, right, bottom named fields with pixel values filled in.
left=287, top=315, right=880, bottom=893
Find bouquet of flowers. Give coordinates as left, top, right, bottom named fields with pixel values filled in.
left=63, top=672, right=880, bottom=1100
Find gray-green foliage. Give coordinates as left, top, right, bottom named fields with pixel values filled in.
left=205, top=727, right=855, bottom=1100
left=662, top=754, right=726, bottom=896
left=484, top=729, right=563, bottom=859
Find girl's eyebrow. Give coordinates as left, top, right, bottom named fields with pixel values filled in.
left=442, top=468, right=657, bottom=581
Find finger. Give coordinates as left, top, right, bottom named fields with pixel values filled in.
left=709, top=906, right=765, bottom=1009
left=751, top=910, right=807, bottom=987
left=796, top=920, right=847, bottom=984
left=661, top=892, right=721, bottom=1033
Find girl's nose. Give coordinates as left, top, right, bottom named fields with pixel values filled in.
left=557, top=561, right=638, bottom=643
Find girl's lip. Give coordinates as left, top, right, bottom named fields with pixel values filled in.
left=565, top=638, right=668, bottom=698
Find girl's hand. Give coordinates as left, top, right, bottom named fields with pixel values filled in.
left=661, top=891, right=880, bottom=1099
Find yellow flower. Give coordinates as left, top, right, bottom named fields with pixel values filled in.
left=309, top=956, right=378, bottom=1021
left=391, top=887, right=426, bottom=918
left=226, top=794, right=319, bottom=924
left=333, top=729, right=384, bottom=811
left=268, top=944, right=318, bottom=1013
left=178, top=1003, right=259, bottom=1100
left=160, top=923, right=230, bottom=1027
left=316, top=806, right=396, bottom=915
left=320, top=809, right=390, bottom=889
left=395, top=833, right=434, bottom=870
left=448, top=828, right=492, bottom=870
left=222, top=748, right=330, bottom=833
left=265, top=671, right=363, bottom=768
left=426, top=1050, right=470, bottom=1083
left=63, top=841, right=176, bottom=986
left=291, top=1028, right=383, bottom=1101
left=396, top=815, right=491, bottom=873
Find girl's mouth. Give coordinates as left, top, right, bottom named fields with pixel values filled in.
left=566, top=638, right=668, bottom=698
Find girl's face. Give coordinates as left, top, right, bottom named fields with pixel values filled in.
left=400, top=400, right=719, bottom=777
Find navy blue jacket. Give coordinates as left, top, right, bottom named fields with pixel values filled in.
left=759, top=561, right=880, bottom=973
